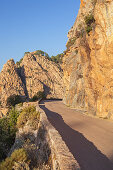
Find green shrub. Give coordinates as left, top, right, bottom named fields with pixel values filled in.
left=85, top=14, right=95, bottom=26
left=0, top=117, right=15, bottom=147
left=0, top=146, right=6, bottom=161
left=8, top=107, right=19, bottom=128
left=66, top=37, right=77, bottom=49
left=16, top=58, right=23, bottom=66
left=29, top=111, right=40, bottom=129
left=75, top=49, right=78, bottom=54
left=80, top=28, right=85, bottom=38
left=17, top=106, right=40, bottom=129
left=17, top=102, right=23, bottom=107
left=0, top=108, right=19, bottom=161
left=34, top=50, right=44, bottom=55
left=0, top=148, right=29, bottom=170
left=85, top=14, right=95, bottom=34
left=7, top=69, right=11, bottom=74
left=7, top=94, right=22, bottom=107
left=0, top=118, right=10, bottom=161
left=51, top=53, right=64, bottom=64
left=24, top=52, right=30, bottom=55
left=86, top=25, right=92, bottom=34
left=30, top=91, right=45, bottom=102
left=34, top=50, right=50, bottom=59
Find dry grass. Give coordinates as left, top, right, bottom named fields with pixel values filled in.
left=17, top=106, right=40, bottom=129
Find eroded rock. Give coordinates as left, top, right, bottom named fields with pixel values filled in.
left=0, top=52, right=64, bottom=109
left=0, top=59, right=25, bottom=107
left=20, top=52, right=63, bottom=99
left=63, top=0, right=113, bottom=119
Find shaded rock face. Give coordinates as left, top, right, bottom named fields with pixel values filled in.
left=0, top=53, right=63, bottom=107
left=63, top=0, right=113, bottom=119
left=0, top=59, right=25, bottom=107
left=20, top=53, right=63, bottom=99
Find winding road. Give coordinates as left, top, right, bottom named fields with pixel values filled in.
left=39, top=100, right=113, bottom=170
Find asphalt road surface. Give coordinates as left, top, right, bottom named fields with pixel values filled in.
left=39, top=100, right=113, bottom=170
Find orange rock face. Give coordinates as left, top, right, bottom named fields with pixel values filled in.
left=63, top=0, right=113, bottom=119
left=20, top=53, right=64, bottom=99
left=0, top=59, right=25, bottom=107
left=0, top=52, right=63, bottom=108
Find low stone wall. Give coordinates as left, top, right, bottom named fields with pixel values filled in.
left=36, top=101, right=80, bottom=170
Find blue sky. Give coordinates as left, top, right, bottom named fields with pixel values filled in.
left=0, top=0, right=80, bottom=71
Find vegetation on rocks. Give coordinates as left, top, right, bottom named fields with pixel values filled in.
left=16, top=57, right=23, bottom=66
left=8, top=107, right=19, bottom=128
left=66, top=15, right=95, bottom=50
left=91, top=0, right=97, bottom=6
left=7, top=69, right=11, bottom=74
left=85, top=14, right=95, bottom=34
left=17, top=106, right=40, bottom=129
left=24, top=52, right=30, bottom=55
left=0, top=103, right=42, bottom=167
left=66, top=37, right=77, bottom=49
left=0, top=148, right=29, bottom=170
left=33, top=50, right=64, bottom=65
left=51, top=53, right=64, bottom=64
left=0, top=107, right=19, bottom=161
left=30, top=91, right=45, bottom=102
left=7, top=94, right=22, bottom=107
left=0, top=102, right=51, bottom=169
left=34, top=50, right=50, bottom=59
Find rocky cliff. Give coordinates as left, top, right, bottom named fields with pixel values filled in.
left=20, top=52, right=63, bottom=99
left=63, top=0, right=113, bottom=119
left=0, top=52, right=63, bottom=108
left=0, top=59, right=25, bottom=107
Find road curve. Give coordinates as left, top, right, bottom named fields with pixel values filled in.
left=39, top=100, right=113, bottom=170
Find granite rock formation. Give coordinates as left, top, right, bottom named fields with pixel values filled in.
left=20, top=52, right=63, bottom=99
left=0, top=52, right=63, bottom=109
left=63, top=0, right=113, bottom=119
left=0, top=59, right=25, bottom=107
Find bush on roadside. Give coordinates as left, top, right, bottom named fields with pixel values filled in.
left=7, top=95, right=22, bottom=107
left=0, top=148, right=29, bottom=170
left=17, top=106, right=40, bottom=129
left=30, top=91, right=45, bottom=102
left=0, top=107, right=19, bottom=161
left=8, top=107, right=19, bottom=128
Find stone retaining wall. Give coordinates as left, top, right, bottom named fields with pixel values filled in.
left=36, top=101, right=80, bottom=170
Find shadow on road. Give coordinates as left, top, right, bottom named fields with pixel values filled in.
left=39, top=100, right=113, bottom=170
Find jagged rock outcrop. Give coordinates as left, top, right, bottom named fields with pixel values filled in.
left=20, top=52, right=63, bottom=99
left=63, top=0, right=113, bottom=119
left=0, top=52, right=63, bottom=108
left=0, top=59, right=25, bottom=107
